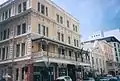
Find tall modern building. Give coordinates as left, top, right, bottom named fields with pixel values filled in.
left=89, top=29, right=120, bottom=41
left=0, top=0, right=90, bottom=81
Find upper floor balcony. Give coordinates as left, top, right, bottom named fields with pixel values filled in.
left=31, top=34, right=90, bottom=67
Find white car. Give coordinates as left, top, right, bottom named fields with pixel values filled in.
left=56, top=76, right=72, bottom=81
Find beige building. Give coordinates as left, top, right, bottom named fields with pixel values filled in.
left=82, top=40, right=114, bottom=75
left=0, top=0, right=90, bottom=81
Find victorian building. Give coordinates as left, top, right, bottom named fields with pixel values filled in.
left=0, top=0, right=90, bottom=81
left=82, top=36, right=120, bottom=76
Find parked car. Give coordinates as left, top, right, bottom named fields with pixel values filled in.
left=83, top=77, right=95, bottom=81
left=100, top=77, right=109, bottom=81
left=55, top=76, right=72, bottom=81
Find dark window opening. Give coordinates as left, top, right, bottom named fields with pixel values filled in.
left=3, top=30, right=6, bottom=40
left=22, top=23, right=26, bottom=34
left=21, top=43, right=25, bottom=56
left=68, top=36, right=70, bottom=44
left=18, top=4, right=21, bottom=13
left=16, top=68, right=19, bottom=80
left=58, top=32, right=60, bottom=41
left=16, top=44, right=20, bottom=57
left=23, top=2, right=27, bottom=11
left=60, top=16, right=63, bottom=24
left=38, top=2, right=40, bottom=11
left=56, top=14, right=59, bottom=23
left=2, top=48, right=5, bottom=60
left=46, top=7, right=48, bottom=16
left=67, top=20, right=69, bottom=27
left=61, top=34, right=64, bottom=42
left=38, top=24, right=41, bottom=34
left=46, top=27, right=48, bottom=37
left=41, top=4, right=45, bottom=14
left=17, top=25, right=21, bottom=35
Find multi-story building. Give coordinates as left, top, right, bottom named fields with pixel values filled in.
left=82, top=40, right=113, bottom=75
left=0, top=0, right=90, bottom=81
left=89, top=28, right=120, bottom=42
left=84, top=36, right=120, bottom=75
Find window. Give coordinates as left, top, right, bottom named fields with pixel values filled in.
left=8, top=8, right=11, bottom=17
left=7, top=29, right=9, bottom=38
left=73, top=24, right=75, bottom=31
left=69, top=51, right=71, bottom=57
left=58, top=32, right=60, bottom=41
left=17, top=25, right=21, bottom=35
left=22, top=67, right=24, bottom=80
left=0, top=48, right=1, bottom=59
left=56, top=14, right=59, bottom=23
left=75, top=26, right=77, bottom=32
left=22, top=23, right=26, bottom=34
left=68, top=36, right=70, bottom=44
left=42, top=44, right=46, bottom=51
left=116, top=57, right=118, bottom=62
left=114, top=43, right=116, bottom=47
left=38, top=2, right=40, bottom=11
left=18, top=4, right=21, bottom=13
left=58, top=48, right=61, bottom=54
left=60, top=16, right=63, bottom=24
left=46, top=7, right=48, bottom=16
left=118, top=44, right=120, bottom=48
left=116, top=52, right=118, bottom=56
left=92, top=57, right=94, bottom=64
left=67, top=20, right=69, bottom=27
left=1, top=32, right=2, bottom=40
left=38, top=24, right=41, bottom=34
left=16, top=68, right=19, bottom=80
left=46, top=27, right=48, bottom=37
left=41, top=4, right=45, bottom=14
left=42, top=25, right=45, bottom=36
left=16, top=44, right=20, bottom=57
left=77, top=40, right=79, bottom=47
left=5, top=11, right=8, bottom=19
left=23, top=2, right=27, bottom=11
left=2, top=12, right=4, bottom=20
left=21, top=43, right=25, bottom=56
left=61, top=34, right=64, bottom=42
left=62, top=49, right=65, bottom=55
left=74, top=39, right=76, bottom=46
left=6, top=47, right=8, bottom=59
left=2, top=48, right=5, bottom=60
left=3, top=30, right=6, bottom=40
left=96, top=58, right=98, bottom=66
left=115, top=48, right=117, bottom=52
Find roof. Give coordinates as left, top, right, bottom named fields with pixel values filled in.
left=83, top=36, right=120, bottom=44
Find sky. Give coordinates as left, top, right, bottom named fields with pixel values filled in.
left=1, top=0, right=120, bottom=41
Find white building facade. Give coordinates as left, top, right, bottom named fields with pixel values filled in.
left=82, top=40, right=112, bottom=75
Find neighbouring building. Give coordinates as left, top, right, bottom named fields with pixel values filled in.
left=89, top=28, right=120, bottom=42
left=82, top=40, right=113, bottom=75
left=84, top=36, right=120, bottom=75
left=0, top=0, right=90, bottom=81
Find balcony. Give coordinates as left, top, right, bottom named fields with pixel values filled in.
left=32, top=51, right=90, bottom=66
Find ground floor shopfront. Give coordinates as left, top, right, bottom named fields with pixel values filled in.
left=0, top=61, right=90, bottom=81
left=33, top=62, right=83, bottom=81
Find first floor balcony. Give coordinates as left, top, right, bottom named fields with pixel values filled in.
left=32, top=51, right=90, bottom=66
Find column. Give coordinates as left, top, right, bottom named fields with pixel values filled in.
left=20, top=43, right=22, bottom=57
left=18, top=67, right=22, bottom=81
left=26, top=37, right=32, bottom=55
